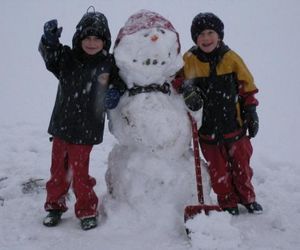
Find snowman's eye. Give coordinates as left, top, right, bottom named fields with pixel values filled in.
left=158, top=29, right=165, bottom=34
left=144, top=33, right=149, bottom=37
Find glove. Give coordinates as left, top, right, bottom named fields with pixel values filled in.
left=182, top=82, right=203, bottom=111
left=243, top=106, right=259, bottom=138
left=43, top=19, right=62, bottom=45
left=105, top=88, right=121, bottom=109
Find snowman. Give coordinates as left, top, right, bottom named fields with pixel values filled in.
left=104, top=10, right=211, bottom=233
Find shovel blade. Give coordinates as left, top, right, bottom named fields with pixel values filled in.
left=184, top=205, right=222, bottom=221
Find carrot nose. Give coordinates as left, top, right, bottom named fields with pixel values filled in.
left=151, top=35, right=159, bottom=42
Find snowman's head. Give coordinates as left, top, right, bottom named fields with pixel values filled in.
left=114, top=10, right=183, bottom=87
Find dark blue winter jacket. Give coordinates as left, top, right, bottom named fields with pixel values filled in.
left=39, top=13, right=125, bottom=144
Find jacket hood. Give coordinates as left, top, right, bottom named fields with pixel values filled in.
left=72, top=11, right=111, bottom=53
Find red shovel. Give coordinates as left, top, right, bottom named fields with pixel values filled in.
left=184, top=113, right=221, bottom=223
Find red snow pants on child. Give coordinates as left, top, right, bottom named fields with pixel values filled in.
left=200, top=136, right=256, bottom=208
left=44, top=137, right=98, bottom=219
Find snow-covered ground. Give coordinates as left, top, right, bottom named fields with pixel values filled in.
left=1, top=0, right=300, bottom=249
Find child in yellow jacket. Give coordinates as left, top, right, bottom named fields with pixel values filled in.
left=181, top=12, right=262, bottom=215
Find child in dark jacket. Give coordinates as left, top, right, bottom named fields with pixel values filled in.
left=181, top=13, right=262, bottom=215
left=39, top=8, right=124, bottom=230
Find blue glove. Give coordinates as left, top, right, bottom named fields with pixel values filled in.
left=105, top=88, right=121, bottom=109
left=43, top=19, right=62, bottom=45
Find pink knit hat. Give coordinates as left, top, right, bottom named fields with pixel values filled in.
left=114, top=10, right=181, bottom=53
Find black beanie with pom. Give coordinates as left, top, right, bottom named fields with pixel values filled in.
left=191, top=12, right=224, bottom=43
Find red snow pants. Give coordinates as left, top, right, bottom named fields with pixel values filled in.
left=44, top=137, right=98, bottom=219
left=200, top=136, right=256, bottom=208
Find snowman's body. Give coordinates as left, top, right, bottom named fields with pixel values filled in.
left=105, top=11, right=211, bottom=229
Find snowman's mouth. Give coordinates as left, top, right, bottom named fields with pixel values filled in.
left=133, top=58, right=166, bottom=66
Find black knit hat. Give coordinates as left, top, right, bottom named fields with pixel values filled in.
left=191, top=12, right=224, bottom=43
left=72, top=9, right=111, bottom=52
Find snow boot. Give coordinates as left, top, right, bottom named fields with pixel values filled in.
left=80, top=217, right=97, bottom=230
left=223, top=207, right=239, bottom=215
left=43, top=210, right=62, bottom=227
left=244, top=202, right=263, bottom=214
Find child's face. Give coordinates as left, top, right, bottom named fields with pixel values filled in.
left=81, top=36, right=104, bottom=55
left=196, top=29, right=220, bottom=53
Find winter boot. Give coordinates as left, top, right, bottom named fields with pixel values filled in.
left=223, top=207, right=239, bottom=216
left=244, top=202, right=263, bottom=214
left=43, top=210, right=62, bottom=227
left=80, top=217, right=97, bottom=230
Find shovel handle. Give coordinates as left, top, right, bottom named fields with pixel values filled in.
left=187, top=112, right=204, bottom=205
